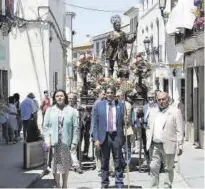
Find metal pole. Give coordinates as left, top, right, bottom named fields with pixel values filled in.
left=124, top=104, right=130, bottom=189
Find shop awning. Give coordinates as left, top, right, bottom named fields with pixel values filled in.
left=166, top=0, right=197, bottom=34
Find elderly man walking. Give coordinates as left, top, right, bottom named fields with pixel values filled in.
left=146, top=92, right=184, bottom=188
left=20, top=93, right=36, bottom=141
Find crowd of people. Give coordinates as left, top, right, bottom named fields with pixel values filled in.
left=0, top=86, right=185, bottom=189
left=41, top=86, right=184, bottom=188
left=0, top=91, right=51, bottom=144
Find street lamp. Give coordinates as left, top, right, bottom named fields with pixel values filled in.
left=158, top=0, right=167, bottom=17
left=143, top=37, right=150, bottom=52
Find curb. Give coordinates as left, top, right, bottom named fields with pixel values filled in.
left=26, top=167, right=48, bottom=188
left=174, top=169, right=190, bottom=188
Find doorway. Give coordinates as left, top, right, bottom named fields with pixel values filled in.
left=0, top=70, right=8, bottom=100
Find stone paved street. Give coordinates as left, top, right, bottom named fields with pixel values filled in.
left=31, top=167, right=190, bottom=188
left=31, top=152, right=190, bottom=189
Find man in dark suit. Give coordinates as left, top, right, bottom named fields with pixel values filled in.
left=92, top=85, right=125, bottom=188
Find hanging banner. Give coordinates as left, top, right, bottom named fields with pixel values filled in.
left=168, top=64, right=183, bottom=68
left=156, top=68, right=171, bottom=78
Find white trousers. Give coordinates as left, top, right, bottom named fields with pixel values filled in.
left=149, top=142, right=175, bottom=188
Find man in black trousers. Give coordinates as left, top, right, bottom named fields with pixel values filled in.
left=92, top=85, right=125, bottom=188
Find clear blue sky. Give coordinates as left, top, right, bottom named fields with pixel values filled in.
left=65, top=0, right=141, bottom=46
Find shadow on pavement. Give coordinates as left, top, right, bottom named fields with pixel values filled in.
left=76, top=186, right=142, bottom=189
left=109, top=185, right=142, bottom=188
left=28, top=178, right=55, bottom=188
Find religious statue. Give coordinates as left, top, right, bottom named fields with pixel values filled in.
left=103, top=15, right=137, bottom=76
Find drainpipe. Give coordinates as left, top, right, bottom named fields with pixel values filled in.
left=65, top=12, right=75, bottom=93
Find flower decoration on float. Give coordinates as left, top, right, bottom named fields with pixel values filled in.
left=96, top=76, right=133, bottom=93
left=119, top=79, right=134, bottom=93
left=90, top=62, right=103, bottom=77
left=77, top=54, right=93, bottom=74
left=130, top=53, right=152, bottom=78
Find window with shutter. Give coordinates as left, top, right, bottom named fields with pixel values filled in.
left=0, top=70, right=8, bottom=100
left=53, top=72, right=58, bottom=91
left=158, top=45, right=163, bottom=62
left=101, top=40, right=105, bottom=50
left=96, top=42, right=100, bottom=57
left=133, top=16, right=138, bottom=32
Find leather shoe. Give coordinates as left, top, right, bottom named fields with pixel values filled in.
left=101, top=184, right=109, bottom=188
left=75, top=167, right=83, bottom=174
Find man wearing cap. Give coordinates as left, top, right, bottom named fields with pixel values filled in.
left=20, top=93, right=36, bottom=141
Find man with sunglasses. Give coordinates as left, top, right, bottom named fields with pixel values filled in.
left=146, top=92, right=184, bottom=188
left=143, top=92, right=158, bottom=127
left=92, top=85, right=125, bottom=189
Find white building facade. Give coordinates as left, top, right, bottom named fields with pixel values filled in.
left=0, top=32, right=10, bottom=100
left=0, top=0, right=13, bottom=100
left=9, top=0, right=72, bottom=101
left=125, top=0, right=184, bottom=100
left=167, top=0, right=204, bottom=149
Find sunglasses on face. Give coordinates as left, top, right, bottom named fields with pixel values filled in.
left=106, top=92, right=114, bottom=94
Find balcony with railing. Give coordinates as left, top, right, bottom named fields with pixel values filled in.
left=175, top=0, right=204, bottom=47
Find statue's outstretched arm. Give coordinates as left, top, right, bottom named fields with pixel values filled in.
left=125, top=33, right=137, bottom=44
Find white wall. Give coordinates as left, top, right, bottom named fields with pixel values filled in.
left=0, top=33, right=10, bottom=96
left=9, top=23, right=50, bottom=101
left=137, top=3, right=166, bottom=61
left=9, top=0, right=66, bottom=101
left=49, top=0, right=66, bottom=92
left=135, top=0, right=183, bottom=98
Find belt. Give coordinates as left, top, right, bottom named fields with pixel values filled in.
left=152, top=141, right=163, bottom=145
left=107, top=131, right=117, bottom=135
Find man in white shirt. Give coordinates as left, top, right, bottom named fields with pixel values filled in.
left=146, top=92, right=184, bottom=188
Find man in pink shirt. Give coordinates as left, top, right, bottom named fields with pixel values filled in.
left=40, top=90, right=51, bottom=120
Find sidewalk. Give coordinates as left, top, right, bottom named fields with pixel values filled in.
left=176, top=141, right=204, bottom=188
left=0, top=140, right=46, bottom=188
